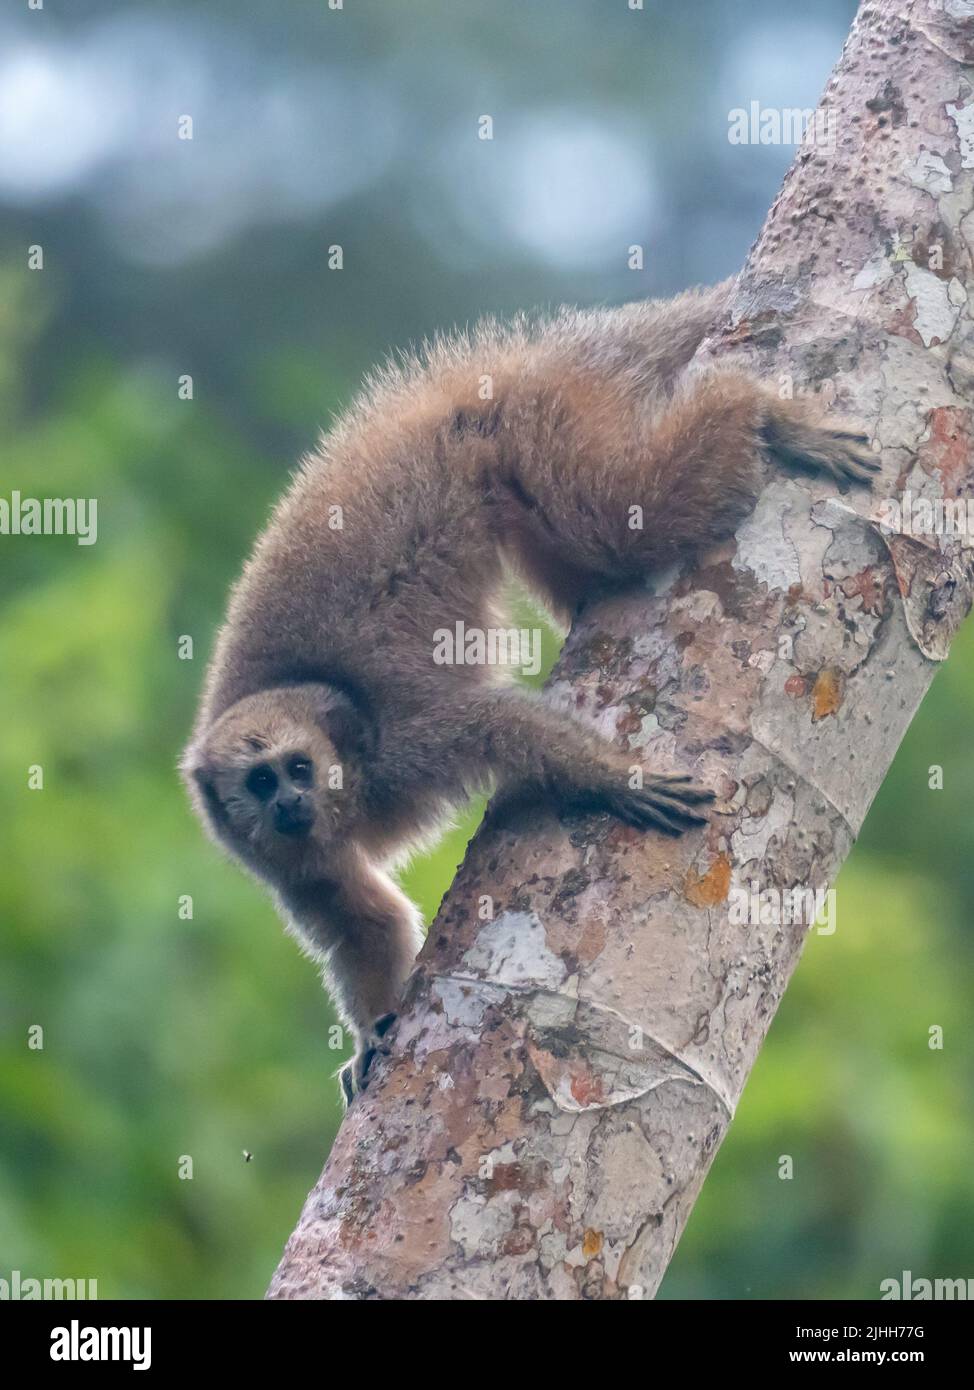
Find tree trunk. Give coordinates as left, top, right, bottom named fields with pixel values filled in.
left=268, top=0, right=974, bottom=1300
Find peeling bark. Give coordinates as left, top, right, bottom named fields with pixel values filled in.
left=268, top=0, right=974, bottom=1300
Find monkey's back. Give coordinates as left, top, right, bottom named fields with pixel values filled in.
left=197, top=282, right=735, bottom=735
left=198, top=416, right=509, bottom=732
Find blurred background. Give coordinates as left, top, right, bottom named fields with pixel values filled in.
left=1, top=0, right=972, bottom=1301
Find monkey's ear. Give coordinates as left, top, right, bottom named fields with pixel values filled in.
left=190, top=764, right=229, bottom=829
left=314, top=689, right=374, bottom=761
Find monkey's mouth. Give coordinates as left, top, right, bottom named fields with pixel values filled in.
left=274, top=806, right=314, bottom=838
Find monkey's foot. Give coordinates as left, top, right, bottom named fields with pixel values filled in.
left=767, top=419, right=881, bottom=490
left=605, top=774, right=715, bottom=837
left=338, top=1011, right=398, bottom=1106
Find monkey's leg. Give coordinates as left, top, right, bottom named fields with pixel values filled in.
left=498, top=370, right=878, bottom=601
left=613, top=277, right=737, bottom=391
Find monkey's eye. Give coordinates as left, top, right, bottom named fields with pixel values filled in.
left=245, top=764, right=278, bottom=801
left=287, top=756, right=313, bottom=787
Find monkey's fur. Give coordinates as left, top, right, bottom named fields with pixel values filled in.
left=182, top=280, right=877, bottom=1101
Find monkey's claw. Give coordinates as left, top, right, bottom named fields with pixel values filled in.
left=608, top=774, right=715, bottom=837
left=338, top=1011, right=399, bottom=1106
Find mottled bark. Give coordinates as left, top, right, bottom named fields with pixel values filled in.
left=268, top=0, right=974, bottom=1300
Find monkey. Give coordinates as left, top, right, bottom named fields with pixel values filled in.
left=181, top=278, right=878, bottom=1102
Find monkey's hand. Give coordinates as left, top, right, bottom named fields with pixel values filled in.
left=338, top=1011, right=398, bottom=1106
left=764, top=409, right=881, bottom=490
left=601, top=773, right=716, bottom=836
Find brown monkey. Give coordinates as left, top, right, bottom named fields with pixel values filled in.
left=181, top=280, right=877, bottom=1100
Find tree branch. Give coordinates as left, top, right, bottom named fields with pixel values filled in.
left=268, top=0, right=974, bottom=1300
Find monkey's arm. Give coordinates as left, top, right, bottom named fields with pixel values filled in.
left=278, top=857, right=423, bottom=1099
left=368, top=693, right=715, bottom=837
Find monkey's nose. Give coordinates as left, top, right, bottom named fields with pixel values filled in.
left=274, top=795, right=313, bottom=837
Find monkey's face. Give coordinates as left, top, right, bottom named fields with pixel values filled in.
left=183, top=687, right=361, bottom=878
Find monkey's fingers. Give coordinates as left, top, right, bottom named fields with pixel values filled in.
left=608, top=780, right=715, bottom=835
left=339, top=1050, right=375, bottom=1107
left=819, top=431, right=882, bottom=486
left=338, top=1061, right=356, bottom=1107
left=643, top=775, right=716, bottom=805
left=616, top=798, right=706, bottom=835
left=830, top=429, right=872, bottom=444
left=773, top=420, right=881, bottom=490
left=373, top=1010, right=398, bottom=1039
left=338, top=1013, right=400, bottom=1106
